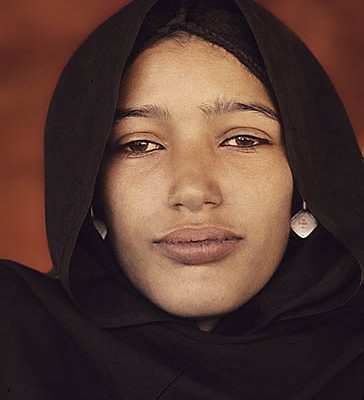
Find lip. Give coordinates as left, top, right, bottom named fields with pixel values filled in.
left=153, top=227, right=244, bottom=265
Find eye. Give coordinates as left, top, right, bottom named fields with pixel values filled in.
left=117, top=140, right=164, bottom=157
left=221, top=134, right=271, bottom=150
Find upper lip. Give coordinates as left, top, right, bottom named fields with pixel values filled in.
left=154, top=226, right=244, bottom=243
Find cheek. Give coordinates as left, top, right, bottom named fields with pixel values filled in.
left=102, top=164, right=166, bottom=237
left=225, top=153, right=293, bottom=213
left=226, top=155, right=293, bottom=251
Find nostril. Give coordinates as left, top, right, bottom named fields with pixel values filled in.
left=168, top=190, right=221, bottom=212
left=168, top=176, right=223, bottom=211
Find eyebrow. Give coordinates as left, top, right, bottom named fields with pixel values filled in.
left=199, top=98, right=279, bottom=121
left=114, top=104, right=171, bottom=121
left=114, top=98, right=279, bottom=122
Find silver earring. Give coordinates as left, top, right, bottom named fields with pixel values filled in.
left=90, top=206, right=107, bottom=240
left=290, top=200, right=318, bottom=238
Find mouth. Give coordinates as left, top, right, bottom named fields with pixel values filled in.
left=153, top=227, right=244, bottom=265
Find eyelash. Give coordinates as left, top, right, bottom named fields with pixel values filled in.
left=222, top=135, right=271, bottom=150
left=116, top=134, right=271, bottom=158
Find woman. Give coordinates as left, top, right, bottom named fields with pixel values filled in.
left=1, top=0, right=363, bottom=398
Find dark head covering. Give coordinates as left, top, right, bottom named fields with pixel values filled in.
left=3, top=0, right=364, bottom=398
left=126, top=0, right=270, bottom=87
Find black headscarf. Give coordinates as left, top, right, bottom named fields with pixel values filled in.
left=2, top=0, right=364, bottom=399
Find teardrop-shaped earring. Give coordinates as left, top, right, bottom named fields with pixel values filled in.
left=90, top=206, right=108, bottom=240
left=290, top=200, right=318, bottom=238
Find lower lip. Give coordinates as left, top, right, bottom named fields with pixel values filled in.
left=154, top=239, right=243, bottom=265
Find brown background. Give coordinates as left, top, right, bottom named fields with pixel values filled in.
left=0, top=0, right=363, bottom=273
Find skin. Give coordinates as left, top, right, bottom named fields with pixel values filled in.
left=98, top=36, right=294, bottom=332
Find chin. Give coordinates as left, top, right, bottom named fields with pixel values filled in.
left=162, top=302, right=241, bottom=320
left=150, top=287, right=250, bottom=319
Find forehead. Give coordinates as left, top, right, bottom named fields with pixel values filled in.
left=118, top=37, right=272, bottom=110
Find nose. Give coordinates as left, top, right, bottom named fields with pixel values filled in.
left=167, top=145, right=223, bottom=212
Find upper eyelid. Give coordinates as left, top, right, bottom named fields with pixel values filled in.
left=119, top=140, right=164, bottom=153
left=112, top=134, right=271, bottom=158
left=217, top=127, right=271, bottom=143
left=114, top=131, right=164, bottom=144
left=222, top=134, right=270, bottom=142
left=117, top=138, right=164, bottom=148
left=114, top=127, right=271, bottom=139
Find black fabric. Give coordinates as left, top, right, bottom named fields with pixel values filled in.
left=1, top=0, right=364, bottom=399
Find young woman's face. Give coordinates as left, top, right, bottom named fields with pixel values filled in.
left=99, top=37, right=293, bottom=329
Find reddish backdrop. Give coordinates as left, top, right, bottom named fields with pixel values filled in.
left=0, top=0, right=363, bottom=272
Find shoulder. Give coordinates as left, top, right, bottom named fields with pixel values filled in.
left=0, top=259, right=52, bottom=300
left=0, top=259, right=97, bottom=336
left=0, top=260, right=73, bottom=335
left=0, top=260, right=86, bottom=355
left=0, top=260, right=52, bottom=325
left=0, top=260, right=35, bottom=299
left=343, top=282, right=364, bottom=319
